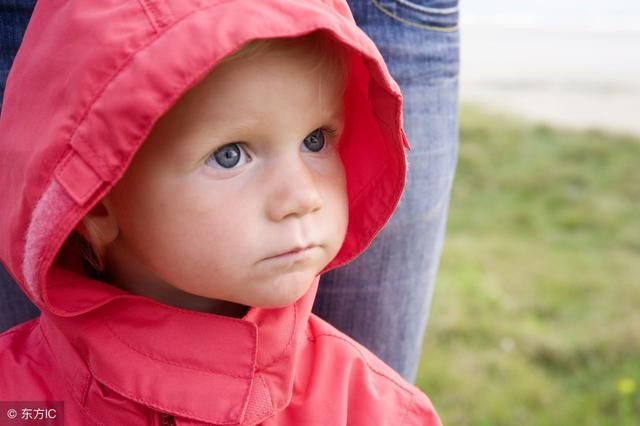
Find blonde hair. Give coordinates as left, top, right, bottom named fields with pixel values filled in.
left=220, top=32, right=351, bottom=143
left=221, top=31, right=349, bottom=94
left=79, top=217, right=108, bottom=273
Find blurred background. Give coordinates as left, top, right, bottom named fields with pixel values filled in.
left=461, top=0, right=640, bottom=135
left=415, top=1, right=640, bottom=425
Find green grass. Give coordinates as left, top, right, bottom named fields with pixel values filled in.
left=416, top=105, right=640, bottom=426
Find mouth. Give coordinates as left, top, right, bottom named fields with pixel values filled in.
left=264, top=244, right=319, bottom=261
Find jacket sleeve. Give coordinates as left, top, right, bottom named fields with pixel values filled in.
left=401, top=391, right=442, bottom=426
left=302, top=315, right=443, bottom=426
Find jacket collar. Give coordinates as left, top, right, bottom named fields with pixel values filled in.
left=40, top=268, right=318, bottom=425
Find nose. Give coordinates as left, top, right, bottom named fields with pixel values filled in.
left=265, top=155, right=323, bottom=222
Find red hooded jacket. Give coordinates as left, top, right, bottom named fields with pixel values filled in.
left=0, top=0, right=441, bottom=424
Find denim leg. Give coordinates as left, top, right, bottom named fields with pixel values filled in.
left=0, top=0, right=40, bottom=332
left=314, top=0, right=460, bottom=382
left=0, top=263, right=38, bottom=331
left=0, top=0, right=36, bottom=108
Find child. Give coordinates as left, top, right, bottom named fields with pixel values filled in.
left=0, top=0, right=441, bottom=425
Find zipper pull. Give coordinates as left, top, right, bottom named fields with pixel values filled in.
left=159, top=413, right=176, bottom=426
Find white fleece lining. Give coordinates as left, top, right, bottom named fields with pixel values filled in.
left=23, top=179, right=76, bottom=303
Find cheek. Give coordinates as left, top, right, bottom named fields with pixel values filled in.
left=116, top=176, right=255, bottom=265
left=156, top=185, right=254, bottom=254
left=130, top=186, right=259, bottom=294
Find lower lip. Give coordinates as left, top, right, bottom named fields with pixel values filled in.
left=264, top=246, right=318, bottom=263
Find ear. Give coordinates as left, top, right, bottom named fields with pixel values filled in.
left=77, top=196, right=119, bottom=260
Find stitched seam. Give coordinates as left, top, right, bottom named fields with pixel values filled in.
left=305, top=323, right=315, bottom=343
left=339, top=76, right=406, bottom=266
left=33, top=188, right=84, bottom=310
left=85, top=361, right=239, bottom=425
left=104, top=320, right=252, bottom=378
left=22, top=146, right=72, bottom=301
left=37, top=321, right=106, bottom=426
left=332, top=160, right=403, bottom=269
left=362, top=158, right=405, bottom=229
left=136, top=0, right=172, bottom=32
left=79, top=367, right=92, bottom=407
left=395, top=0, right=458, bottom=15
left=70, top=0, right=351, bottom=178
left=313, top=332, right=414, bottom=392
left=371, top=0, right=459, bottom=32
left=56, top=153, right=103, bottom=203
left=31, top=0, right=234, bottom=214
left=68, top=0, right=237, bottom=175
left=54, top=150, right=74, bottom=175
left=39, top=318, right=193, bottom=426
left=256, top=302, right=298, bottom=371
left=349, top=164, right=389, bottom=207
left=136, top=0, right=161, bottom=33
left=399, top=392, right=417, bottom=425
left=260, top=374, right=275, bottom=413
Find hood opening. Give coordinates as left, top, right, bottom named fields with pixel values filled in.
left=1, top=1, right=406, bottom=319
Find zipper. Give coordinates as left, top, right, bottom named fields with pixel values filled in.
left=159, top=413, right=176, bottom=426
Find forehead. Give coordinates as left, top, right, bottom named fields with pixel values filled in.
left=207, top=49, right=343, bottom=109
left=198, top=38, right=346, bottom=111
left=136, top=39, right=346, bottom=158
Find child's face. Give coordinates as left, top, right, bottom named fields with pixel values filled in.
left=103, top=44, right=348, bottom=312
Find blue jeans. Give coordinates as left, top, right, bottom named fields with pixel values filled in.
left=0, top=0, right=459, bottom=383
left=314, top=0, right=459, bottom=382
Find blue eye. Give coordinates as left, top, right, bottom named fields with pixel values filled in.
left=302, top=129, right=326, bottom=153
left=206, top=143, right=250, bottom=169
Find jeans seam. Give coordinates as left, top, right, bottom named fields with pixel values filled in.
left=394, top=0, right=458, bottom=15
left=370, top=0, right=459, bottom=32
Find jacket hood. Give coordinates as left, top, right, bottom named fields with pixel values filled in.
left=0, top=0, right=407, bottom=315
left=0, top=0, right=408, bottom=423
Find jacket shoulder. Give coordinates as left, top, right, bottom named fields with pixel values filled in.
left=0, top=318, right=59, bottom=399
left=297, top=314, right=441, bottom=426
left=0, top=318, right=41, bottom=365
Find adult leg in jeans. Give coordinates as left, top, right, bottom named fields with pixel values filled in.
left=0, top=0, right=40, bottom=332
left=314, top=0, right=460, bottom=382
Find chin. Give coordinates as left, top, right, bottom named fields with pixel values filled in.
left=250, top=271, right=316, bottom=309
